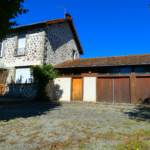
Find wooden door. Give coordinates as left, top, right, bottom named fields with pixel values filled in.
left=72, top=78, right=83, bottom=101
left=114, top=78, right=130, bottom=103
left=97, top=77, right=130, bottom=103
left=136, top=77, right=150, bottom=104
left=97, top=78, right=113, bottom=102
left=0, top=71, right=7, bottom=95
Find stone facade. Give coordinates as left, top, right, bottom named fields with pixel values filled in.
left=0, top=21, right=80, bottom=99
left=44, top=22, right=80, bottom=66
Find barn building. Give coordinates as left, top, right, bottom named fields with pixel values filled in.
left=54, top=54, right=150, bottom=104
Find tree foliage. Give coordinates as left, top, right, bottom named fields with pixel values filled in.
left=30, top=65, right=59, bottom=101
left=0, top=0, right=29, bottom=39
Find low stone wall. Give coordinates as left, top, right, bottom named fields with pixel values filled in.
left=2, top=83, right=39, bottom=99
left=1, top=80, right=58, bottom=101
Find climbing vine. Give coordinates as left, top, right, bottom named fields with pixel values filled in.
left=30, top=65, right=58, bottom=101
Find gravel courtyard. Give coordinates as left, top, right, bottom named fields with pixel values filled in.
left=0, top=101, right=150, bottom=150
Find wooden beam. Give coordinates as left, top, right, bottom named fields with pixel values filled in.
left=130, top=76, right=136, bottom=104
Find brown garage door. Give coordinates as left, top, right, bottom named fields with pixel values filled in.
left=136, top=77, right=150, bottom=104
left=114, top=78, right=130, bottom=103
left=97, top=78, right=130, bottom=103
left=97, top=78, right=113, bottom=102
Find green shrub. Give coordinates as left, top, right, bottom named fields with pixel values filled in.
left=30, top=65, right=58, bottom=101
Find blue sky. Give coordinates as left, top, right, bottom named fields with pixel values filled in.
left=15, top=0, right=150, bottom=58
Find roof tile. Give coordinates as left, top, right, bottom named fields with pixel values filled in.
left=55, top=54, right=150, bottom=68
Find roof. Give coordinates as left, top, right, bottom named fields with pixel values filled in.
left=55, top=53, right=150, bottom=68
left=12, top=18, right=84, bottom=55
left=12, top=21, right=45, bottom=29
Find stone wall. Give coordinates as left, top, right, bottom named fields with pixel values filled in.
left=0, top=27, right=45, bottom=98
left=44, top=22, right=80, bottom=66
left=3, top=83, right=38, bottom=99
left=2, top=27, right=45, bottom=68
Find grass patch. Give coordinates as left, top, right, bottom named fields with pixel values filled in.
left=113, top=129, right=150, bottom=149
left=116, top=141, right=150, bottom=150
left=123, top=122, right=137, bottom=126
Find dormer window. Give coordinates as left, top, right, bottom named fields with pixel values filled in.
left=72, top=51, right=76, bottom=59
left=0, top=39, right=3, bottom=57
left=18, top=34, right=26, bottom=55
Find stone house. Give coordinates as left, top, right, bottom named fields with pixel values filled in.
left=0, top=17, right=84, bottom=99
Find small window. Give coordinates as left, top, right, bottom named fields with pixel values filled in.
left=58, top=70, right=63, bottom=76
left=98, top=68, right=107, bottom=75
left=135, top=67, right=147, bottom=74
left=16, top=68, right=33, bottom=83
left=3, top=74, right=6, bottom=83
left=73, top=70, right=81, bottom=76
left=109, top=68, right=119, bottom=75
left=72, top=51, right=76, bottom=59
left=64, top=70, right=72, bottom=76
left=0, top=39, right=3, bottom=57
left=18, top=34, right=26, bottom=55
left=120, top=68, right=131, bottom=74
left=148, top=67, right=150, bottom=74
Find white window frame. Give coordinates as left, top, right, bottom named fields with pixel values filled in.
left=0, top=39, right=3, bottom=57
left=17, top=34, right=26, bottom=55
left=15, top=67, right=33, bottom=84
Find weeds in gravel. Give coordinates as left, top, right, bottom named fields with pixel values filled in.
left=111, top=124, right=119, bottom=128
left=79, top=145, right=85, bottom=149
left=9, top=141, right=18, bottom=145
left=0, top=139, right=6, bottom=143
left=113, top=129, right=150, bottom=149
left=0, top=123, right=7, bottom=126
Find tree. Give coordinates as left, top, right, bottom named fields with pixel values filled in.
left=0, top=0, right=29, bottom=39
left=148, top=3, right=150, bottom=11
left=30, top=65, right=59, bottom=101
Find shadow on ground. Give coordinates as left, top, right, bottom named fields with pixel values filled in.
left=0, top=101, right=61, bottom=122
left=123, top=105, right=150, bottom=122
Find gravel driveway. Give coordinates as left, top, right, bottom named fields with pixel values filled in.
left=0, top=101, right=150, bottom=150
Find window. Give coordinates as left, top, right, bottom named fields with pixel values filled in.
left=0, top=39, right=3, bottom=57
left=135, top=67, right=147, bottom=74
left=15, top=68, right=33, bottom=83
left=58, top=70, right=63, bottom=76
left=98, top=68, right=107, bottom=75
left=109, top=68, right=119, bottom=75
left=120, top=68, right=131, bottom=74
left=64, top=70, right=72, bottom=76
left=73, top=70, right=81, bottom=76
left=148, top=67, right=150, bottom=74
left=3, top=74, right=6, bottom=83
left=18, top=34, right=26, bottom=55
left=72, top=51, right=76, bottom=59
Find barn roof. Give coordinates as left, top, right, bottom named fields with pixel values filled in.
left=55, top=53, right=150, bottom=68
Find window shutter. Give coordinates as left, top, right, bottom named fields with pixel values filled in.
left=18, top=34, right=26, bottom=55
